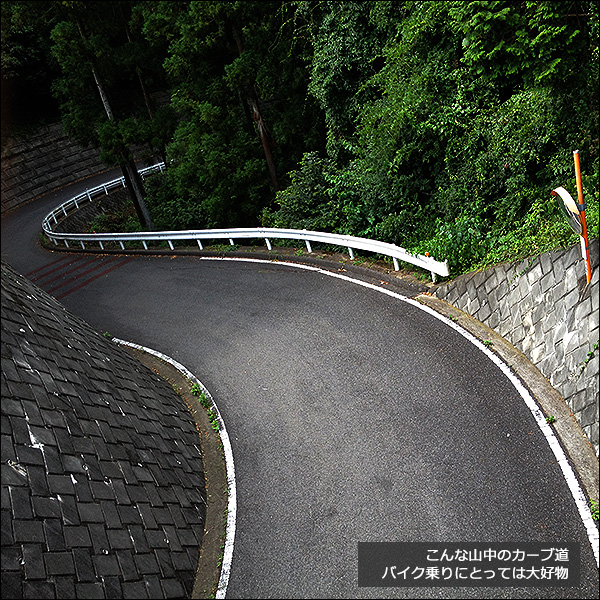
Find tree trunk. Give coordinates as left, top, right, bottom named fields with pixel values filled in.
left=232, top=23, right=279, bottom=193
left=78, top=20, right=154, bottom=230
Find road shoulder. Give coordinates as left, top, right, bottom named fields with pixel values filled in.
left=124, top=346, right=228, bottom=599
left=416, top=292, right=599, bottom=506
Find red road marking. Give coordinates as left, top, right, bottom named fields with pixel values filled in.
left=47, top=256, right=119, bottom=293
left=36, top=256, right=104, bottom=286
left=54, top=257, right=136, bottom=300
left=26, top=254, right=82, bottom=279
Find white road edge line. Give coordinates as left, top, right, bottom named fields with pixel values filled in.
left=111, top=338, right=237, bottom=599
left=199, top=256, right=600, bottom=568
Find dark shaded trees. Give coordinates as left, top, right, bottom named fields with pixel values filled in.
left=140, top=0, right=324, bottom=229
left=2, top=1, right=597, bottom=275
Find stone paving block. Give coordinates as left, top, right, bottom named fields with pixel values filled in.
left=97, top=500, right=121, bottom=530
left=93, top=553, right=120, bottom=577
left=75, top=582, right=105, bottom=599
left=161, top=577, right=185, bottom=598
left=125, top=527, right=150, bottom=555
left=64, top=525, right=93, bottom=548
left=106, top=529, right=134, bottom=550
left=157, top=486, right=180, bottom=505
left=44, top=518, right=67, bottom=551
left=73, top=478, right=94, bottom=503
left=171, top=550, right=193, bottom=572
left=54, top=575, right=77, bottom=599
left=44, top=551, right=75, bottom=575
left=122, top=581, right=150, bottom=599
left=23, top=580, right=55, bottom=599
left=102, top=576, right=123, bottom=599
left=166, top=504, right=187, bottom=529
left=33, top=496, right=62, bottom=519
left=2, top=463, right=28, bottom=490
left=177, top=528, right=201, bottom=548
left=145, top=529, right=169, bottom=549
left=1, top=545, right=22, bottom=572
left=142, top=575, right=163, bottom=598
left=87, top=523, right=110, bottom=554
left=58, top=495, right=81, bottom=527
left=22, top=544, right=46, bottom=579
left=9, top=487, right=33, bottom=520
left=71, top=548, right=95, bottom=583
left=78, top=502, right=105, bottom=524
left=26, top=465, right=50, bottom=496
left=135, top=551, right=161, bottom=575
left=155, top=548, right=176, bottom=577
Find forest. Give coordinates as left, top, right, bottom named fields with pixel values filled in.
left=2, top=1, right=598, bottom=277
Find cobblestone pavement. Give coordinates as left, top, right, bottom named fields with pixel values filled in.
left=1, top=261, right=208, bottom=599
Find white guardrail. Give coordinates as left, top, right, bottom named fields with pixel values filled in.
left=42, top=163, right=450, bottom=280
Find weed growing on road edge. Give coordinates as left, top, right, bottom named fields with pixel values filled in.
left=483, top=340, right=493, bottom=348
left=103, top=331, right=113, bottom=340
left=590, top=499, right=599, bottom=521
left=191, top=384, right=220, bottom=431
left=546, top=415, right=556, bottom=424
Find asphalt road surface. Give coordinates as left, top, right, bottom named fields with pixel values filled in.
left=2, top=174, right=598, bottom=599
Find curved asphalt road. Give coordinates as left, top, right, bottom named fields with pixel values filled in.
left=2, top=174, right=598, bottom=599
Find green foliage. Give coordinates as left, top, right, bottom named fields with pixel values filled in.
left=4, top=1, right=599, bottom=277
left=88, top=204, right=141, bottom=234
left=415, top=215, right=490, bottom=276
left=270, top=152, right=341, bottom=231
left=591, top=498, right=599, bottom=521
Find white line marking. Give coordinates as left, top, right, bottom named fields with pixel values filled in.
left=196, top=256, right=600, bottom=567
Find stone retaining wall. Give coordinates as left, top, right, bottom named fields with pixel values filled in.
left=1, top=123, right=154, bottom=214
left=1, top=260, right=207, bottom=597
left=1, top=123, right=109, bottom=214
left=434, top=239, right=599, bottom=456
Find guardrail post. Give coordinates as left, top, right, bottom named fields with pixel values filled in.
left=305, top=240, right=312, bottom=253
left=80, top=241, right=85, bottom=249
left=168, top=240, right=174, bottom=250
left=265, top=239, right=272, bottom=251
left=142, top=241, right=148, bottom=250
left=99, top=241, right=104, bottom=250
left=393, top=258, right=399, bottom=271
left=348, top=248, right=354, bottom=260
left=229, top=239, right=235, bottom=246
left=119, top=241, right=125, bottom=250
left=197, top=240, right=204, bottom=250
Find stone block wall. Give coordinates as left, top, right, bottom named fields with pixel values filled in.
left=434, top=238, right=599, bottom=456
left=1, top=123, right=154, bottom=215
left=1, top=123, right=109, bottom=214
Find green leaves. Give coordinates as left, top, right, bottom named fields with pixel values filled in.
left=4, top=0, right=597, bottom=277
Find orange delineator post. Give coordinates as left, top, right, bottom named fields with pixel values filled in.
left=573, top=150, right=592, bottom=284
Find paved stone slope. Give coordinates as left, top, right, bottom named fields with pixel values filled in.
left=1, top=261, right=206, bottom=598
left=434, top=238, right=599, bottom=456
